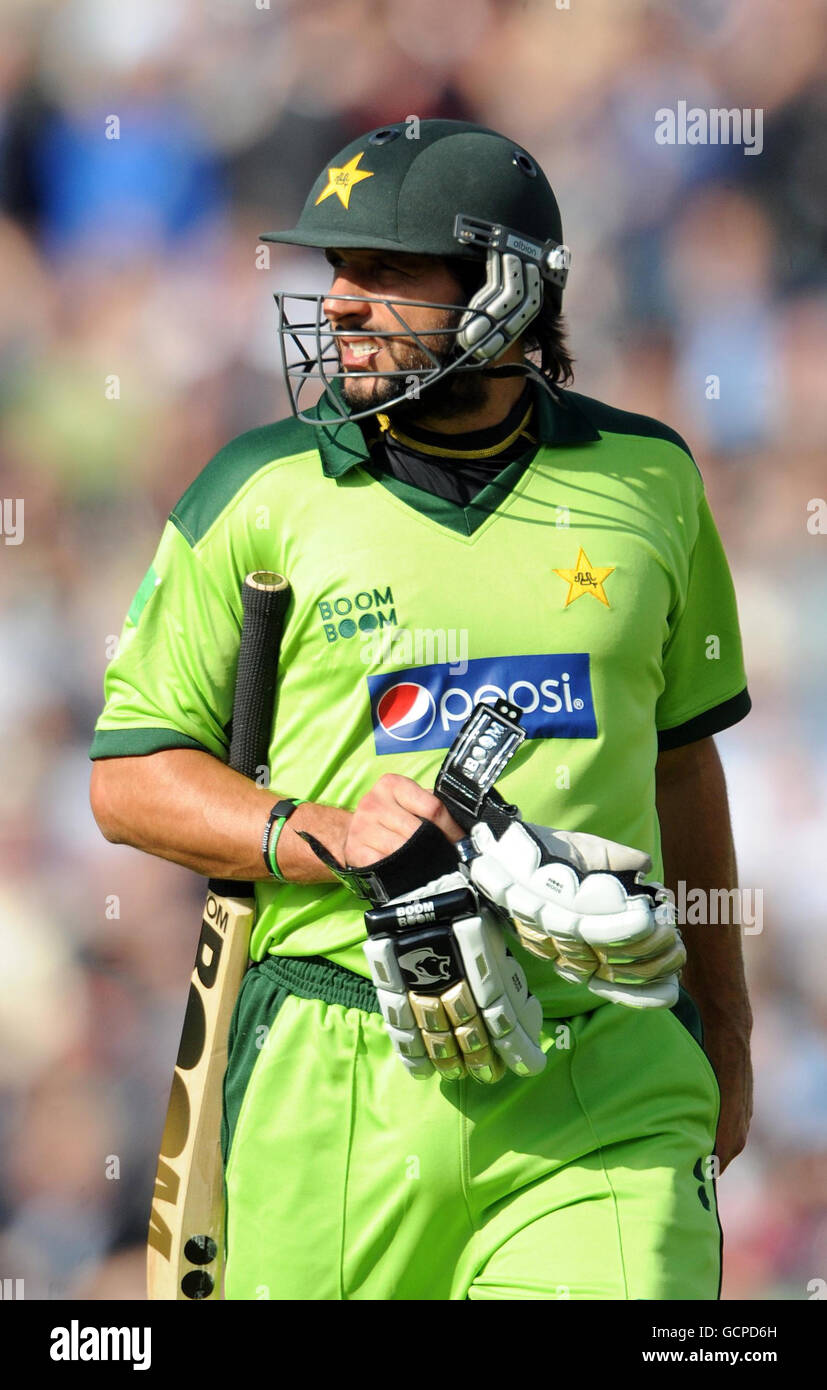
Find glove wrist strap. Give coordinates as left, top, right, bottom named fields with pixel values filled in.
left=434, top=697, right=524, bottom=834
left=298, top=818, right=459, bottom=906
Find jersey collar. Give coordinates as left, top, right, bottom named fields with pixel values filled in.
left=311, top=377, right=601, bottom=478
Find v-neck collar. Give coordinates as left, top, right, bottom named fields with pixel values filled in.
left=360, top=444, right=538, bottom=537
left=306, top=377, right=601, bottom=536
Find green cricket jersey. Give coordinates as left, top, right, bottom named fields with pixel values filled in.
left=90, top=382, right=750, bottom=1014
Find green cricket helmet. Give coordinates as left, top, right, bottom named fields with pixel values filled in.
left=261, top=119, right=571, bottom=424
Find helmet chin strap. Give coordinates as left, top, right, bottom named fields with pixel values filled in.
left=474, top=357, right=563, bottom=403
left=397, top=354, right=560, bottom=412
left=478, top=362, right=534, bottom=377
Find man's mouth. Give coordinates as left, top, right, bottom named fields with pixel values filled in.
left=340, top=338, right=381, bottom=369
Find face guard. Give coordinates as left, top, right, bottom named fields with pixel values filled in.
left=274, top=215, right=571, bottom=425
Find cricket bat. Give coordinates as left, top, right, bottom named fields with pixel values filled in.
left=146, top=570, right=291, bottom=1300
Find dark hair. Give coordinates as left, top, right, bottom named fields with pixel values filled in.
left=523, top=296, right=575, bottom=387
left=446, top=256, right=574, bottom=387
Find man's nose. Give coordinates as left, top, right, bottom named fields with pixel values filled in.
left=323, top=272, right=371, bottom=323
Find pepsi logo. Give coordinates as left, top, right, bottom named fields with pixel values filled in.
left=368, top=653, right=596, bottom=755
left=376, top=682, right=436, bottom=742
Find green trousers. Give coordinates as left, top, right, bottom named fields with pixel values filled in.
left=222, top=954, right=722, bottom=1300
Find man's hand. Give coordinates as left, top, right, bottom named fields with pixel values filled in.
left=345, top=774, right=466, bottom=867
left=468, top=821, right=686, bottom=1008
left=363, top=871, right=546, bottom=1084
left=707, top=1022, right=753, bottom=1172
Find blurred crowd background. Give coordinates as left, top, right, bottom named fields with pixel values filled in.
left=0, top=0, right=825, bottom=1301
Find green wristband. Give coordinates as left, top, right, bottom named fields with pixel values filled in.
left=265, top=799, right=307, bottom=882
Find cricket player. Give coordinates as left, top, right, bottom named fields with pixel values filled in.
left=90, top=120, right=753, bottom=1300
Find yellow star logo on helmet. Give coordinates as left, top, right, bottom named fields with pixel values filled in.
left=315, top=152, right=374, bottom=210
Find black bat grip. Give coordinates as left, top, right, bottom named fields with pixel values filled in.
left=227, top=572, right=291, bottom=779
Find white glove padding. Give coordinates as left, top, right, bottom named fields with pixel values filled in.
left=363, top=871, right=546, bottom=1084
left=468, top=822, right=685, bottom=1009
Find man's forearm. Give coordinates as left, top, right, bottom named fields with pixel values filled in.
left=656, top=737, right=753, bottom=1167
left=89, top=747, right=349, bottom=883
left=656, top=737, right=752, bottom=1033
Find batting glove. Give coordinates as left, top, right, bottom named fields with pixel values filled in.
left=468, top=821, right=685, bottom=1008
left=363, top=870, right=546, bottom=1084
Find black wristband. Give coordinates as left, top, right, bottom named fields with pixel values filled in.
left=261, top=798, right=302, bottom=878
